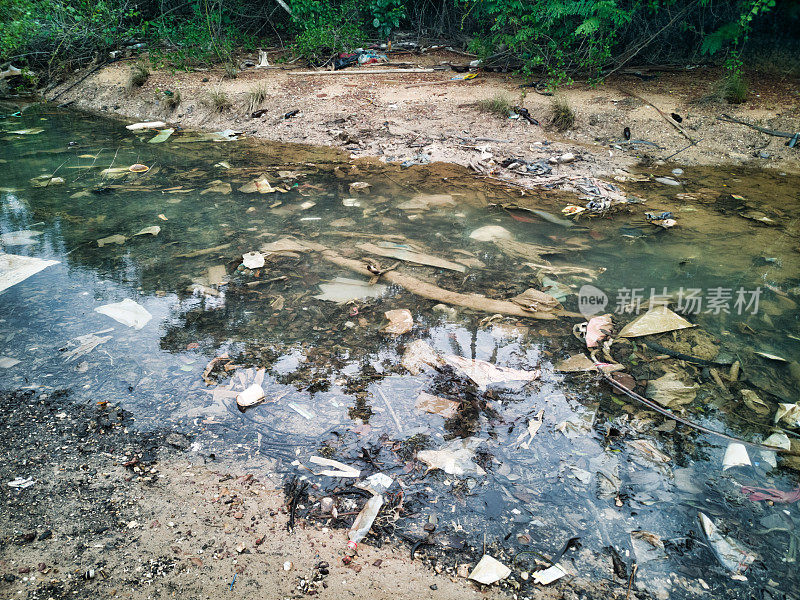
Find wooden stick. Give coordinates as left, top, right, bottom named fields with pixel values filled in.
left=717, top=114, right=798, bottom=139
left=297, top=240, right=573, bottom=320
left=618, top=88, right=694, bottom=143
left=376, top=387, right=403, bottom=434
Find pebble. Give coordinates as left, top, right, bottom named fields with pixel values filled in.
left=558, top=152, right=575, bottom=164
left=671, top=168, right=683, bottom=175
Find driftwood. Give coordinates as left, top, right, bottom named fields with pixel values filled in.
left=717, top=114, right=799, bottom=139
left=297, top=239, right=577, bottom=320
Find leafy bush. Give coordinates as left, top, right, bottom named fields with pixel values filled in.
left=290, top=1, right=364, bottom=64
left=0, top=0, right=139, bottom=72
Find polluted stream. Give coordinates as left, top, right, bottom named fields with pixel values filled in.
left=1, top=104, right=800, bottom=599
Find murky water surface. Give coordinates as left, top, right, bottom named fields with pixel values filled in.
left=2, top=105, right=800, bottom=598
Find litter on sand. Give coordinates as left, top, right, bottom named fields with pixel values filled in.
left=94, top=299, right=152, bottom=329
left=618, top=306, right=695, bottom=338
left=383, top=309, right=413, bottom=335
left=443, top=355, right=540, bottom=389
left=417, top=437, right=486, bottom=476
left=0, top=253, right=59, bottom=293
left=468, top=555, right=511, bottom=585
left=532, top=564, right=567, bottom=585
left=308, top=456, right=361, bottom=478
left=348, top=494, right=383, bottom=547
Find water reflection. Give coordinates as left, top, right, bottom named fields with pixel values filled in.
left=1, top=104, right=800, bottom=598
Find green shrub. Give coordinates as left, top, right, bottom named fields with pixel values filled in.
left=290, top=0, right=364, bottom=65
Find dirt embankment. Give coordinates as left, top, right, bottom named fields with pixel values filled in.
left=48, top=51, right=800, bottom=179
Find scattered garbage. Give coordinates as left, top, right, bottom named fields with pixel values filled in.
left=242, top=251, right=265, bottom=269
left=443, top=355, right=540, bottom=389
left=236, top=383, right=265, bottom=408
left=415, top=392, right=459, bottom=418
left=134, top=226, right=160, bottom=237
left=94, top=299, right=152, bottom=329
left=97, top=234, right=127, bottom=247
left=401, top=340, right=443, bottom=375
left=469, top=555, right=511, bottom=585
left=0, top=357, right=21, bottom=368
left=149, top=128, right=175, bottom=144
left=517, top=409, right=544, bottom=449
left=618, top=306, right=695, bottom=338
left=308, top=456, right=360, bottom=478
left=722, top=442, right=751, bottom=471
left=532, top=564, right=567, bottom=585
left=698, top=512, right=756, bottom=579
left=382, top=309, right=413, bottom=335
left=7, top=477, right=35, bottom=489
left=314, top=277, right=388, bottom=304
left=126, top=121, right=166, bottom=130
left=63, top=330, right=113, bottom=362
left=469, top=225, right=513, bottom=242
left=347, top=494, right=383, bottom=552
left=358, top=242, right=465, bottom=272
left=0, top=253, right=59, bottom=293
left=646, top=372, right=698, bottom=408
left=775, top=403, right=800, bottom=427
left=417, top=437, right=486, bottom=476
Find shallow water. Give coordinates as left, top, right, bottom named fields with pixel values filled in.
left=2, top=104, right=800, bottom=598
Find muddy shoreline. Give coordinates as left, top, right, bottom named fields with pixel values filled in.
left=0, top=389, right=533, bottom=599
left=46, top=52, right=800, bottom=181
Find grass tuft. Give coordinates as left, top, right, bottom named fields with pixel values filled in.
left=477, top=94, right=512, bottom=117
left=128, top=62, right=150, bottom=89
left=720, top=73, right=748, bottom=104
left=223, top=61, right=238, bottom=79
left=205, top=89, right=232, bottom=113
left=550, top=95, right=575, bottom=130
left=247, top=82, right=268, bottom=113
